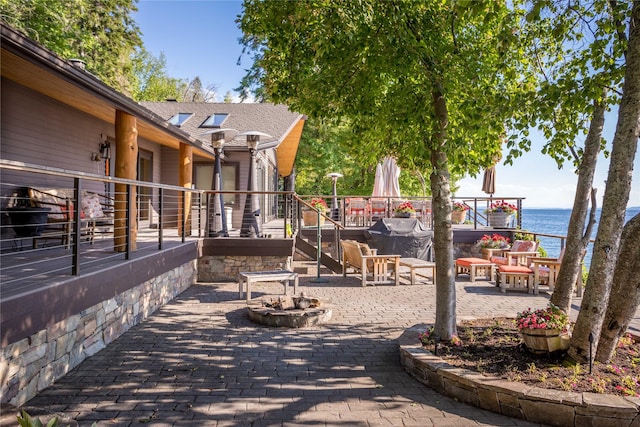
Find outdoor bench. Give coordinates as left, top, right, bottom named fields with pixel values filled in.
left=238, top=270, right=299, bottom=302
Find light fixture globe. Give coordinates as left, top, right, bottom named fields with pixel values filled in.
left=200, top=128, right=238, bottom=150
left=237, top=131, right=273, bottom=151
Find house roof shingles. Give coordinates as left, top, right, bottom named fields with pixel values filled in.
left=141, top=102, right=304, bottom=150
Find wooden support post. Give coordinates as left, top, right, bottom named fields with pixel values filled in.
left=179, top=143, right=193, bottom=236
left=114, top=110, right=138, bottom=252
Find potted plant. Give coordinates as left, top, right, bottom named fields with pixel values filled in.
left=303, top=198, right=328, bottom=226
left=486, top=201, right=517, bottom=228
left=516, top=303, right=570, bottom=354
left=452, top=202, right=468, bottom=224
left=475, top=233, right=510, bottom=259
left=394, top=201, right=416, bottom=218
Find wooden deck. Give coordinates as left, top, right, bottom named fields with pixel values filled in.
left=0, top=216, right=511, bottom=301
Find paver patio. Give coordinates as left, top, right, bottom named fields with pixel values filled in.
left=14, top=261, right=640, bottom=426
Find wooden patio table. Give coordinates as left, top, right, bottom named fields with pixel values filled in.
left=399, top=257, right=436, bottom=285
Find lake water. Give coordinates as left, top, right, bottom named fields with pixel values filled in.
left=520, top=207, right=639, bottom=268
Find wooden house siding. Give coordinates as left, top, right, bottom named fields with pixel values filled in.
left=1, top=79, right=113, bottom=196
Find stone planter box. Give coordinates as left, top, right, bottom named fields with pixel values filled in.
left=488, top=212, right=513, bottom=228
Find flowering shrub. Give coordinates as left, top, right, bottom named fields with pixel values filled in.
left=618, top=334, right=634, bottom=349
left=476, top=233, right=510, bottom=249
left=516, top=303, right=569, bottom=333
left=418, top=326, right=435, bottom=345
left=308, top=198, right=328, bottom=212
left=487, top=201, right=518, bottom=214
left=395, top=201, right=415, bottom=214
left=453, top=202, right=469, bottom=211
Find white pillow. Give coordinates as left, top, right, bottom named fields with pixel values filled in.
left=82, top=195, right=104, bottom=219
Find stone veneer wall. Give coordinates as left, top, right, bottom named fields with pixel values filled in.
left=1, top=261, right=196, bottom=407
left=198, top=255, right=292, bottom=281
left=454, top=242, right=484, bottom=259
left=399, top=324, right=640, bottom=427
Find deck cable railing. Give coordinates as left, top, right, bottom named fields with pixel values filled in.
left=3, top=160, right=560, bottom=294
left=0, top=160, right=203, bottom=293
left=0, top=160, right=308, bottom=294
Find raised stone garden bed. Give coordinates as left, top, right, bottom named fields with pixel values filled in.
left=399, top=324, right=640, bottom=427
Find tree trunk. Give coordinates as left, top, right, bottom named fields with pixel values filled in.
left=431, top=83, right=457, bottom=341
left=178, top=143, right=193, bottom=236
left=114, top=110, right=138, bottom=252
left=550, top=94, right=605, bottom=312
left=596, top=214, right=640, bottom=362
left=568, top=1, right=640, bottom=363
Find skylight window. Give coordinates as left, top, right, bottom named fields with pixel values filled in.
left=201, top=113, right=228, bottom=128
left=168, top=113, right=193, bottom=127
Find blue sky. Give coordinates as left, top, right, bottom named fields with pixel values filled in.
left=135, top=0, right=639, bottom=209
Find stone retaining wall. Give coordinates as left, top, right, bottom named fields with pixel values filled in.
left=399, top=324, right=640, bottom=427
left=198, top=255, right=292, bottom=281
left=1, top=261, right=196, bottom=407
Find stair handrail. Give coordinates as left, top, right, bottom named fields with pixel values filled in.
left=293, top=194, right=344, bottom=262
left=294, top=195, right=345, bottom=230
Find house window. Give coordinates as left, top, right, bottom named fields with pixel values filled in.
left=168, top=113, right=193, bottom=127
left=195, top=163, right=238, bottom=206
left=201, top=113, right=228, bottom=128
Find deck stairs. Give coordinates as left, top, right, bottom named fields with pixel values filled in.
left=295, top=234, right=343, bottom=274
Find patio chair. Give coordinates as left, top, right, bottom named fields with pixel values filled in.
left=369, top=199, right=388, bottom=223
left=529, top=248, right=585, bottom=296
left=346, top=198, right=367, bottom=226
left=489, top=240, right=539, bottom=266
left=410, top=200, right=428, bottom=226
left=340, top=239, right=400, bottom=286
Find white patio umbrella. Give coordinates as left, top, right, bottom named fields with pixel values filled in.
left=372, top=162, right=386, bottom=197
left=382, top=157, right=401, bottom=198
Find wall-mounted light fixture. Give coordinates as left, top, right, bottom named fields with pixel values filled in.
left=99, top=133, right=111, bottom=160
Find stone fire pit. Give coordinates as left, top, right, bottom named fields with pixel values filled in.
left=247, top=294, right=332, bottom=328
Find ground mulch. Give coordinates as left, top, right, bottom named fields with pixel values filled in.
left=425, top=318, right=640, bottom=397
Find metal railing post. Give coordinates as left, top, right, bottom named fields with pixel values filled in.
left=126, top=184, right=132, bottom=260
left=158, top=188, right=164, bottom=250
left=181, top=191, right=187, bottom=243
left=311, top=209, right=328, bottom=283
left=72, top=177, right=82, bottom=275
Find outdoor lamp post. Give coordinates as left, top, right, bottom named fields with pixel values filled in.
left=201, top=128, right=237, bottom=237
left=239, top=131, right=272, bottom=238
left=327, top=172, right=343, bottom=221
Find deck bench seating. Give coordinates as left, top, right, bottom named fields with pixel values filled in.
left=238, top=270, right=299, bottom=302
left=23, top=187, right=112, bottom=248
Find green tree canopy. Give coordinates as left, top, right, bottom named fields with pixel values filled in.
left=130, top=48, right=187, bottom=102
left=239, top=0, right=536, bottom=339
left=1, top=0, right=142, bottom=94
